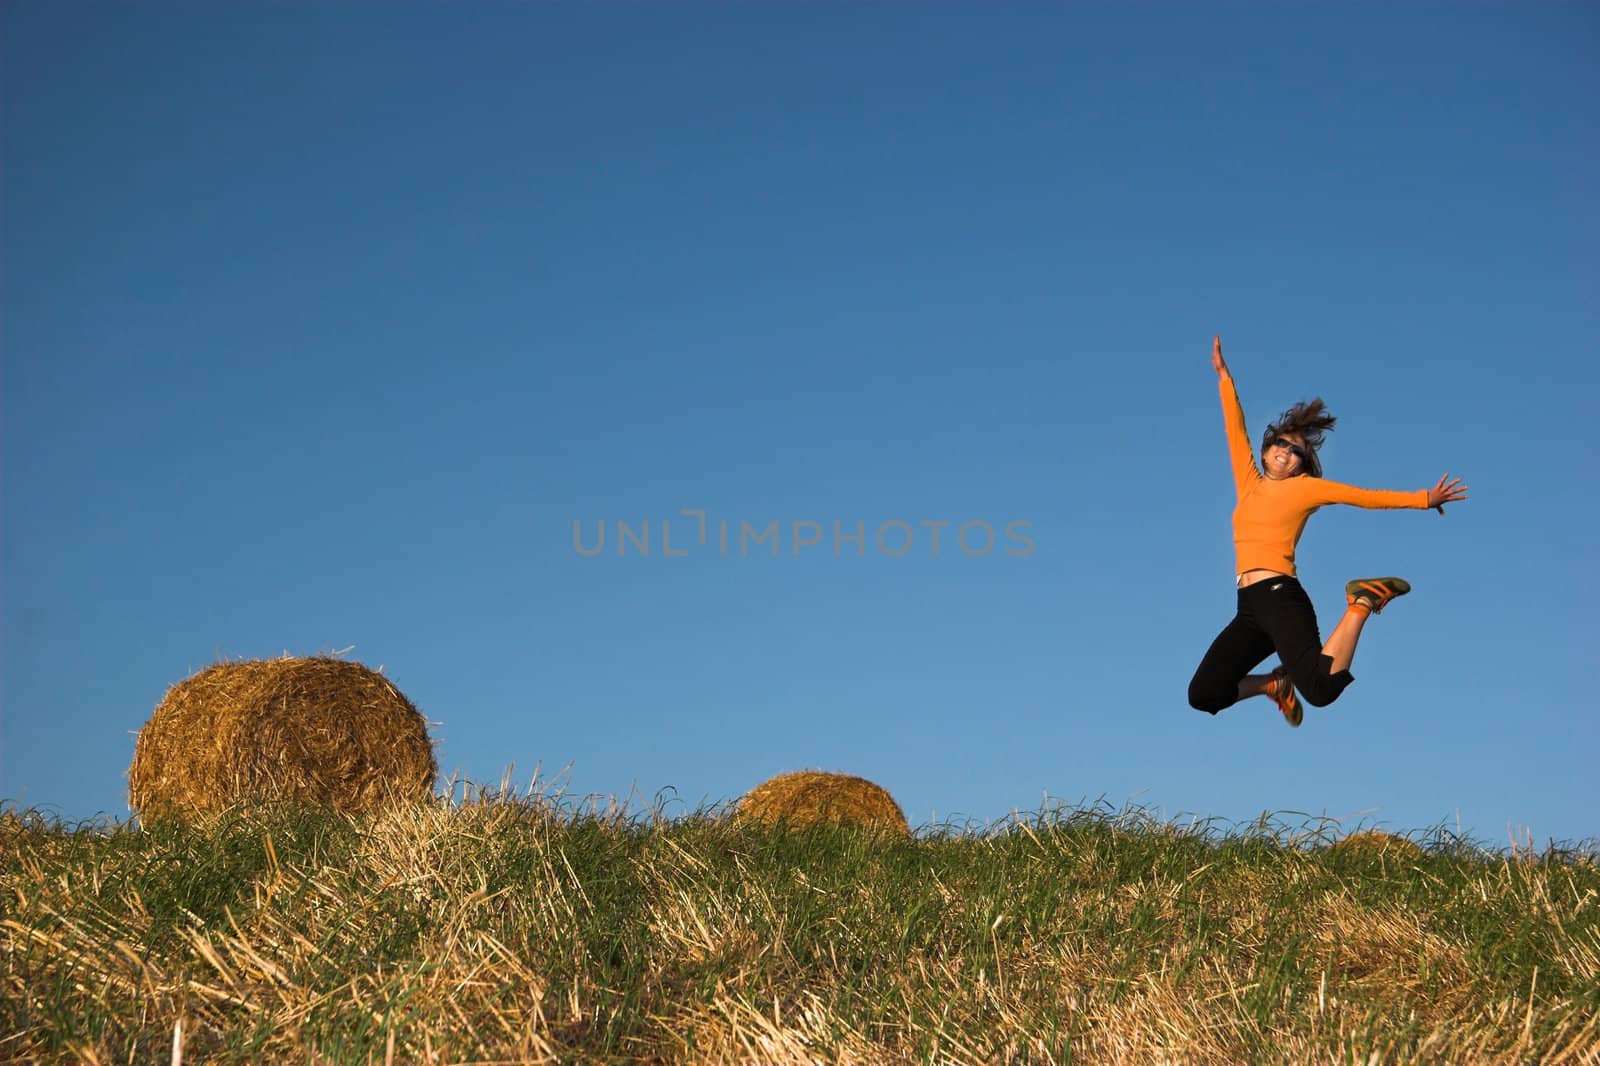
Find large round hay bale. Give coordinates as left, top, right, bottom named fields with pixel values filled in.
left=736, top=770, right=910, bottom=837
left=1330, top=829, right=1424, bottom=860
left=128, top=656, right=436, bottom=822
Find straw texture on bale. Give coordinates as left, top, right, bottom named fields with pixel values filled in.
left=736, top=770, right=910, bottom=837
left=128, top=656, right=436, bottom=822
left=1331, top=830, right=1424, bottom=860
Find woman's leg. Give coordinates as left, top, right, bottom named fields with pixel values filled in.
left=1257, top=580, right=1353, bottom=708
left=1188, top=608, right=1276, bottom=714
left=1236, top=670, right=1279, bottom=701
left=1320, top=604, right=1371, bottom=675
left=1322, top=579, right=1410, bottom=672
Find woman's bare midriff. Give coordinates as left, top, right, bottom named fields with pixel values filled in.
left=1236, top=568, right=1290, bottom=588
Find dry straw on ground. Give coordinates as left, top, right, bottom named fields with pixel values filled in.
left=1331, top=829, right=1425, bottom=860
left=736, top=770, right=911, bottom=836
left=128, top=655, right=436, bottom=822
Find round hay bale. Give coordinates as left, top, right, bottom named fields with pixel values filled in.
left=736, top=770, right=910, bottom=837
left=128, top=656, right=436, bottom=822
left=1331, top=829, right=1424, bottom=860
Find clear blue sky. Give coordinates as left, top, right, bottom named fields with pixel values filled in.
left=4, top=3, right=1595, bottom=847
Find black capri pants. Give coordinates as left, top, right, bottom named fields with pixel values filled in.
left=1188, top=576, right=1355, bottom=713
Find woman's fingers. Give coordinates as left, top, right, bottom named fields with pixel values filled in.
left=1431, top=481, right=1469, bottom=510
left=1428, top=473, right=1469, bottom=514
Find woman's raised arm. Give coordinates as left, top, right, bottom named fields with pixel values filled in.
left=1212, top=336, right=1260, bottom=495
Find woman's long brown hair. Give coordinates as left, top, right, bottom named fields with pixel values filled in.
left=1262, top=398, right=1336, bottom=477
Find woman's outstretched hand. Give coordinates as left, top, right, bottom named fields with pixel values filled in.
left=1211, top=335, right=1228, bottom=376
left=1427, top=474, right=1469, bottom=515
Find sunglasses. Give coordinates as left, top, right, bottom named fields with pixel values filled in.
left=1265, top=436, right=1313, bottom=464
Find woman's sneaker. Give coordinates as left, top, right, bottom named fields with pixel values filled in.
left=1346, top=576, right=1412, bottom=615
left=1268, top=666, right=1302, bottom=727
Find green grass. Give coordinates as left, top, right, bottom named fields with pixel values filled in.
left=3, top=789, right=1597, bottom=1065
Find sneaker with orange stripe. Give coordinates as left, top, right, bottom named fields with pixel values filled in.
left=1268, top=666, right=1302, bottom=727
left=1345, top=576, right=1412, bottom=615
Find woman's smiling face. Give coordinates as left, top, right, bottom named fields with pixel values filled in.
left=1263, top=433, right=1309, bottom=480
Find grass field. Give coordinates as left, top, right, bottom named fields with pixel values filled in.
left=4, top=785, right=1597, bottom=1065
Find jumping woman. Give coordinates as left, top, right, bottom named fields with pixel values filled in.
left=1188, top=336, right=1468, bottom=726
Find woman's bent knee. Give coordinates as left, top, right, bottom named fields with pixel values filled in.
left=1297, top=663, right=1354, bottom=708
left=1188, top=682, right=1232, bottom=715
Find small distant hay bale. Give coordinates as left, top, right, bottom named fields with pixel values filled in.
left=1331, top=830, right=1424, bottom=860
left=128, top=656, right=436, bottom=822
left=736, top=770, right=910, bottom=837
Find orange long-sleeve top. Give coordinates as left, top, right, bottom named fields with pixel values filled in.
left=1218, top=372, right=1429, bottom=577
